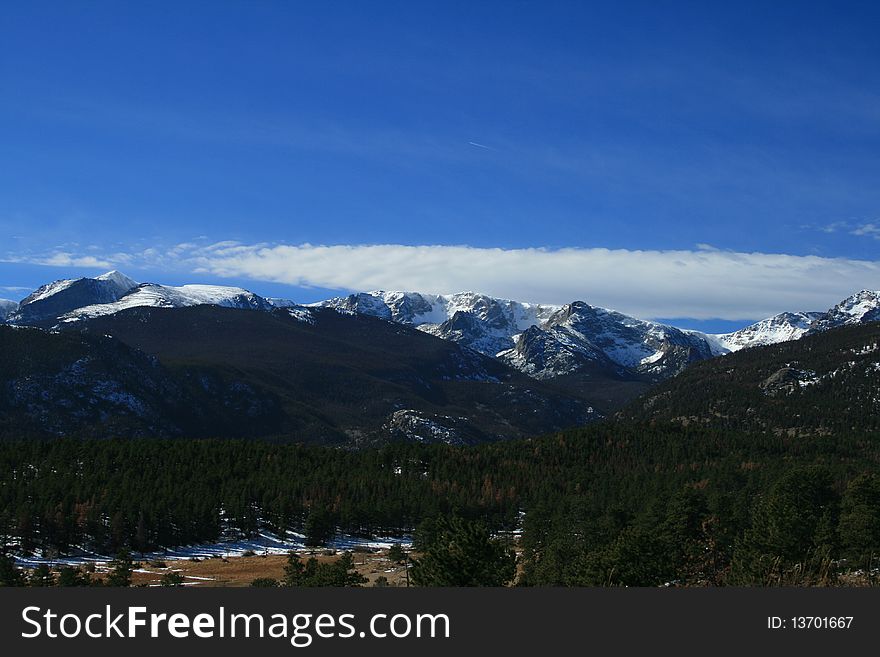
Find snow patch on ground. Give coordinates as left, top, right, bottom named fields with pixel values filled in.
left=13, top=531, right=412, bottom=567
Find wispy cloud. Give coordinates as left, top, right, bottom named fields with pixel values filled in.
left=7, top=241, right=877, bottom=320
left=817, top=221, right=850, bottom=234
left=851, top=223, right=880, bottom=240
left=26, top=252, right=115, bottom=268
left=813, top=220, right=880, bottom=240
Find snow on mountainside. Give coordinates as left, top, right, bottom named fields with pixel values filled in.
left=21, top=270, right=138, bottom=305
left=265, top=297, right=300, bottom=308
left=4, top=270, right=315, bottom=326
left=317, top=289, right=880, bottom=382
left=60, top=282, right=275, bottom=322
left=5, top=268, right=878, bottom=387
left=96, top=270, right=139, bottom=292
left=314, top=291, right=558, bottom=356
left=9, top=270, right=139, bottom=325
left=711, top=311, right=825, bottom=352
left=317, top=293, right=717, bottom=381
left=23, top=278, right=79, bottom=304
left=0, top=299, right=18, bottom=322
left=708, top=290, right=880, bottom=352
left=498, top=301, right=716, bottom=380
left=809, top=290, right=880, bottom=333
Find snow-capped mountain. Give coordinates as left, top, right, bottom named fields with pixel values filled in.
left=8, top=270, right=138, bottom=325
left=498, top=301, right=716, bottom=380
left=60, top=282, right=275, bottom=322
left=711, top=311, right=826, bottom=352
left=3, top=271, right=314, bottom=327
left=0, top=299, right=17, bottom=322
left=707, top=290, right=880, bottom=352
left=316, top=293, right=719, bottom=381
left=316, top=288, right=880, bottom=382
left=808, top=290, right=880, bottom=333
left=314, top=291, right=558, bottom=356
left=5, top=268, right=879, bottom=388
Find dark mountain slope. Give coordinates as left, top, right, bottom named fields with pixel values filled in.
left=0, top=325, right=281, bottom=439
left=62, top=305, right=596, bottom=444
left=621, top=322, right=880, bottom=436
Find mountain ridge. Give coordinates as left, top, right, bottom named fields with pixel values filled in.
left=4, top=270, right=879, bottom=387
left=619, top=320, right=880, bottom=436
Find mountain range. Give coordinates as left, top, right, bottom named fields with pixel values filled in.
left=314, top=288, right=880, bottom=380
left=1, top=270, right=878, bottom=445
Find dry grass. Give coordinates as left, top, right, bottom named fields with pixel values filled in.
left=131, top=550, right=414, bottom=587
left=28, top=549, right=415, bottom=588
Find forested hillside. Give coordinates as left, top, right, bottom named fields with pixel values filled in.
left=621, top=322, right=880, bottom=435
left=2, top=322, right=879, bottom=586
left=2, top=423, right=878, bottom=585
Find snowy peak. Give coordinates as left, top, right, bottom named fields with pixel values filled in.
left=810, top=289, right=880, bottom=332
left=499, top=300, right=715, bottom=380
left=714, top=311, right=825, bottom=352
left=711, top=290, right=880, bottom=351
left=96, top=270, right=139, bottom=292
left=315, top=290, right=558, bottom=356
left=4, top=270, right=312, bottom=327
left=20, top=277, right=80, bottom=305
left=11, top=271, right=139, bottom=325
left=497, top=322, right=619, bottom=380
left=5, top=268, right=879, bottom=389
left=19, top=270, right=138, bottom=306
left=60, top=282, right=274, bottom=322
left=319, top=291, right=715, bottom=381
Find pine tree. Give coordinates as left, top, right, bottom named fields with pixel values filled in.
left=304, top=507, right=335, bottom=547
left=387, top=543, right=406, bottom=564
left=411, top=515, right=516, bottom=587
left=838, top=473, right=880, bottom=569
left=57, top=566, right=91, bottom=587
left=106, top=549, right=134, bottom=587
left=29, top=564, right=55, bottom=587
left=283, top=551, right=367, bottom=587
left=0, top=551, right=24, bottom=587
left=250, top=577, right=280, bottom=587
left=730, top=466, right=839, bottom=585
left=160, top=572, right=184, bottom=587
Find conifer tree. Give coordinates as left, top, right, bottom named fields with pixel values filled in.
left=106, top=549, right=134, bottom=587
left=160, top=572, right=184, bottom=587
left=250, top=577, right=280, bottom=587
left=387, top=543, right=406, bottom=564
left=411, top=515, right=516, bottom=587
left=0, top=551, right=24, bottom=587
left=304, top=507, right=334, bottom=547
left=283, top=551, right=366, bottom=587
left=838, top=473, right=880, bottom=569
left=29, top=564, right=55, bottom=587
left=730, top=466, right=839, bottom=585
left=57, top=566, right=91, bottom=587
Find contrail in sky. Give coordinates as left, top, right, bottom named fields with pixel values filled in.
left=468, top=141, right=494, bottom=150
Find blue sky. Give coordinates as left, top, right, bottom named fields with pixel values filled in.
left=2, top=1, right=879, bottom=330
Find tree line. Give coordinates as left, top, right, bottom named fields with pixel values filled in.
left=1, top=423, right=878, bottom=585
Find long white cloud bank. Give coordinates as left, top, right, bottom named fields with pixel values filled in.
left=8, top=242, right=880, bottom=320
left=187, top=242, right=880, bottom=320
